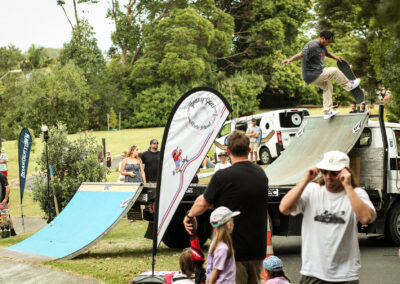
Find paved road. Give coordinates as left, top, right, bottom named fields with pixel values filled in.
left=272, top=235, right=400, bottom=283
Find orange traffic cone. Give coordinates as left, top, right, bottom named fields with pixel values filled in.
left=261, top=211, right=274, bottom=282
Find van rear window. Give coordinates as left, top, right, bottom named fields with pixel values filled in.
left=279, top=111, right=309, bottom=128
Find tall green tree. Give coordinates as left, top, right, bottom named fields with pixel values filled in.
left=32, top=122, right=107, bottom=219
left=0, top=45, right=24, bottom=75
left=2, top=62, right=90, bottom=137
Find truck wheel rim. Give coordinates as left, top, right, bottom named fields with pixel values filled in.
left=262, top=151, right=269, bottom=162
left=397, top=212, right=400, bottom=235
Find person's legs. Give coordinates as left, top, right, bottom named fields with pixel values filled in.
left=235, top=260, right=262, bottom=284
left=235, top=261, right=248, bottom=284
left=311, top=78, right=332, bottom=114
left=312, top=67, right=353, bottom=114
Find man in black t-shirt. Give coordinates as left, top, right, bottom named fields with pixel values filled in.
left=141, top=139, right=160, bottom=183
left=0, top=172, right=16, bottom=237
left=183, top=130, right=268, bottom=284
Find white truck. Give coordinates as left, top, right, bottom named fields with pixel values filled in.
left=266, top=105, right=400, bottom=245
left=131, top=105, right=400, bottom=248
left=214, top=108, right=310, bottom=164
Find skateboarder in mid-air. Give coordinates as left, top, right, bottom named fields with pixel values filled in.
left=282, top=30, right=360, bottom=119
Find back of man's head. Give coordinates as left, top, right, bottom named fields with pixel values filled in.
left=228, top=130, right=249, bottom=157
left=320, top=30, right=334, bottom=41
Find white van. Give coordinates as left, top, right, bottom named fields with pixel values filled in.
left=214, top=108, right=310, bottom=164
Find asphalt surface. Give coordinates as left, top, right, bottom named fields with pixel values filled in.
left=272, top=234, right=400, bottom=283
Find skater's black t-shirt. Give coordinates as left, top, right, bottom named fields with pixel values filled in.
left=142, top=150, right=160, bottom=182
left=0, top=172, right=9, bottom=203
left=203, top=161, right=268, bottom=261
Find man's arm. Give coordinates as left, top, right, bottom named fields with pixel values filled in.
left=338, top=169, right=374, bottom=224
left=183, top=194, right=213, bottom=234
left=326, top=51, right=343, bottom=62
left=279, top=167, right=319, bottom=215
left=282, top=52, right=303, bottom=65
left=1, top=185, right=10, bottom=204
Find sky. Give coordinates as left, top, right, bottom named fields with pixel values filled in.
left=0, top=0, right=114, bottom=53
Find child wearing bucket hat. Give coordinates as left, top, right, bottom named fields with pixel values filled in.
left=206, top=206, right=240, bottom=284
left=262, top=256, right=290, bottom=284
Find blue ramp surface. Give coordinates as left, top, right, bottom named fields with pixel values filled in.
left=0, top=183, right=142, bottom=261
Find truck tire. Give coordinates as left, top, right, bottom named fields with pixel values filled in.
left=162, top=209, right=211, bottom=249
left=385, top=202, right=400, bottom=246
left=260, top=147, right=272, bottom=165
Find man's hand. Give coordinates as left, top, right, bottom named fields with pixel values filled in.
left=334, top=55, right=343, bottom=62
left=338, top=168, right=352, bottom=188
left=282, top=59, right=291, bottom=65
left=183, top=216, right=197, bottom=234
left=305, top=167, right=319, bottom=182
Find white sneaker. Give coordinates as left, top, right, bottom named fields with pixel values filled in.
left=346, top=78, right=360, bottom=91
left=323, top=110, right=339, bottom=119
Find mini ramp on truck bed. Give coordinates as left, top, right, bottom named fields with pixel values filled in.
left=266, top=113, right=369, bottom=187
left=0, top=183, right=143, bottom=262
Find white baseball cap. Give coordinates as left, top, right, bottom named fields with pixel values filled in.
left=210, top=206, right=240, bottom=228
left=315, top=151, right=349, bottom=171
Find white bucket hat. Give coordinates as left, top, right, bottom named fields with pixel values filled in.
left=210, top=206, right=240, bottom=228
left=315, top=151, right=349, bottom=171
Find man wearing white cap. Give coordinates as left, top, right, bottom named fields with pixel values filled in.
left=279, top=151, right=376, bottom=283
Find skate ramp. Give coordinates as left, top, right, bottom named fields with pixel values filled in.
left=0, top=183, right=142, bottom=261
left=266, top=113, right=369, bottom=186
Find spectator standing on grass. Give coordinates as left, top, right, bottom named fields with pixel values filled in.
left=214, top=151, right=231, bottom=172
left=279, top=151, right=376, bottom=283
left=141, top=139, right=160, bottom=183
left=120, top=145, right=146, bottom=183
left=0, top=148, right=8, bottom=177
left=106, top=150, right=112, bottom=171
left=184, top=130, right=268, bottom=284
left=349, top=102, right=357, bottom=113
left=0, top=172, right=16, bottom=237
left=246, top=118, right=260, bottom=164
left=117, top=151, right=127, bottom=183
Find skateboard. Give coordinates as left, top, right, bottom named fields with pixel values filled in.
left=337, top=60, right=365, bottom=104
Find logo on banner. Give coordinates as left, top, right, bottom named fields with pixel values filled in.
left=187, top=97, right=218, bottom=133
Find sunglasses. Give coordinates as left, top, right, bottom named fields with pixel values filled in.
left=152, top=142, right=158, bottom=144
left=321, top=169, right=340, bottom=176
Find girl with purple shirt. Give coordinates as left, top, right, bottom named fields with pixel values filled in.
left=206, top=206, right=239, bottom=284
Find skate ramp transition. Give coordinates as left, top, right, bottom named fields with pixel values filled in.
left=266, top=113, right=369, bottom=186
left=0, top=183, right=143, bottom=262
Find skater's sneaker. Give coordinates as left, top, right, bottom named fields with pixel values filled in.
left=346, top=78, right=360, bottom=91
left=10, top=229, right=16, bottom=236
left=324, top=110, right=339, bottom=120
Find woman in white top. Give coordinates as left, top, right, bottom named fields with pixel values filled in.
left=214, top=151, right=231, bottom=172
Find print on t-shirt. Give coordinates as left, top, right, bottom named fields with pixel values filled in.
left=172, top=147, right=188, bottom=176
left=314, top=210, right=345, bottom=224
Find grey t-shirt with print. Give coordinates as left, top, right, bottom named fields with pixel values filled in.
left=301, top=39, right=328, bottom=84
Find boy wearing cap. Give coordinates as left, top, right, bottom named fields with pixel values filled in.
left=282, top=30, right=360, bottom=119
left=279, top=151, right=376, bottom=283
left=141, top=139, right=160, bottom=183
left=246, top=118, right=260, bottom=163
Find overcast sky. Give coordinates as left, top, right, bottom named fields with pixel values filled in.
left=0, top=0, right=114, bottom=53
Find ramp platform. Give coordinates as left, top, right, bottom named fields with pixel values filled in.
left=0, top=183, right=142, bottom=261
left=266, top=113, right=369, bottom=186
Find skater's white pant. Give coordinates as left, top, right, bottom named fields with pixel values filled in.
left=311, top=67, right=351, bottom=113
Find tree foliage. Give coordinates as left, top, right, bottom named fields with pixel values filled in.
left=32, top=122, right=107, bottom=219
